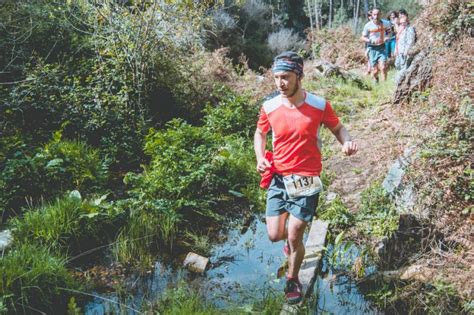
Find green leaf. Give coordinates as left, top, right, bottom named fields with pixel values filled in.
left=46, top=158, right=63, bottom=168
left=80, top=212, right=100, bottom=219
left=69, top=190, right=82, bottom=201
left=228, top=190, right=244, bottom=197
left=93, top=194, right=109, bottom=206
left=334, top=231, right=345, bottom=245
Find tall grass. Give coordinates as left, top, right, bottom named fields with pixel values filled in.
left=150, top=281, right=284, bottom=315
left=112, top=199, right=180, bottom=268
left=10, top=193, right=122, bottom=257
left=0, top=244, right=78, bottom=314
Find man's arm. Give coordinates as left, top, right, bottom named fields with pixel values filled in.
left=360, top=35, right=371, bottom=43
left=360, top=24, right=373, bottom=44
left=254, top=128, right=271, bottom=172
left=328, top=122, right=358, bottom=156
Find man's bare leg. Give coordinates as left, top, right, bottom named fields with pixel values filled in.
left=266, top=212, right=289, bottom=242
left=380, top=61, right=387, bottom=81
left=372, top=64, right=379, bottom=82
left=287, top=215, right=308, bottom=277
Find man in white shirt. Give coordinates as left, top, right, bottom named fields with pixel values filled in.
left=361, top=8, right=392, bottom=82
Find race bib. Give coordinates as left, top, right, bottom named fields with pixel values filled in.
left=283, top=174, right=323, bottom=199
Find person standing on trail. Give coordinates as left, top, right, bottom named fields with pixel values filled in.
left=254, top=51, right=358, bottom=304
left=386, top=11, right=399, bottom=59
left=361, top=8, right=392, bottom=82
left=395, top=9, right=416, bottom=76
left=365, top=10, right=373, bottom=75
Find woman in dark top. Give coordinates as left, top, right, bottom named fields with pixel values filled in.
left=386, top=11, right=399, bottom=59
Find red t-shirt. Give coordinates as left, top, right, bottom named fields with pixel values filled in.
left=257, top=92, right=340, bottom=176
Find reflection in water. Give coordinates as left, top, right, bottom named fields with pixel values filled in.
left=84, top=215, right=379, bottom=314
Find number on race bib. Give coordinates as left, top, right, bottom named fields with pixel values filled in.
left=283, top=174, right=323, bottom=199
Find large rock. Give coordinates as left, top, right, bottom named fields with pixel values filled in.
left=393, top=48, right=433, bottom=104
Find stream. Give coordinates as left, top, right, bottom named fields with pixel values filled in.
left=84, top=214, right=380, bottom=314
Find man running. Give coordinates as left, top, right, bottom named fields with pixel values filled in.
left=361, top=8, right=392, bottom=82
left=254, top=51, right=358, bottom=304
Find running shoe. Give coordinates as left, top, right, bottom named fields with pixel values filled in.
left=284, top=277, right=303, bottom=304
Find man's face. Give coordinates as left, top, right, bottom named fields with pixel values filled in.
left=371, top=9, right=380, bottom=22
left=274, top=71, right=300, bottom=98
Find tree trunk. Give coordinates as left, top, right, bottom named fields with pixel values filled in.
left=363, top=0, right=368, bottom=17
left=306, top=0, right=314, bottom=33
left=329, top=0, right=333, bottom=28
left=314, top=0, right=320, bottom=31
left=353, top=0, right=360, bottom=32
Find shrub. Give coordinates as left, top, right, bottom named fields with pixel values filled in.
left=0, top=57, right=148, bottom=169
left=267, top=28, right=304, bottom=55
left=0, top=244, right=78, bottom=314
left=42, top=132, right=109, bottom=192
left=317, top=196, right=355, bottom=229
left=1, top=61, right=72, bottom=145
left=127, top=117, right=259, bottom=214
left=308, top=26, right=366, bottom=68
left=203, top=91, right=259, bottom=138
left=119, top=109, right=261, bottom=263
left=0, top=136, right=108, bottom=220
left=0, top=148, right=44, bottom=220
left=355, top=182, right=398, bottom=238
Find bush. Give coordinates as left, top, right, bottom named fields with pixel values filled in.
left=0, top=137, right=108, bottom=220
left=127, top=116, right=259, bottom=215
left=267, top=28, right=304, bottom=55
left=0, top=2, right=214, bottom=169
left=42, top=132, right=109, bottom=192
left=356, top=182, right=398, bottom=238
left=317, top=196, right=354, bottom=229
left=119, top=104, right=261, bottom=263
left=0, top=57, right=148, bottom=169
left=117, top=120, right=223, bottom=264
left=308, top=26, right=366, bottom=68
left=0, top=244, right=78, bottom=314
left=1, top=61, right=72, bottom=146
left=203, top=91, right=259, bottom=138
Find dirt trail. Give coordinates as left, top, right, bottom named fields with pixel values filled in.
left=323, top=98, right=412, bottom=212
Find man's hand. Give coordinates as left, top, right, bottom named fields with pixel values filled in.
left=256, top=157, right=272, bottom=173
left=342, top=141, right=358, bottom=156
